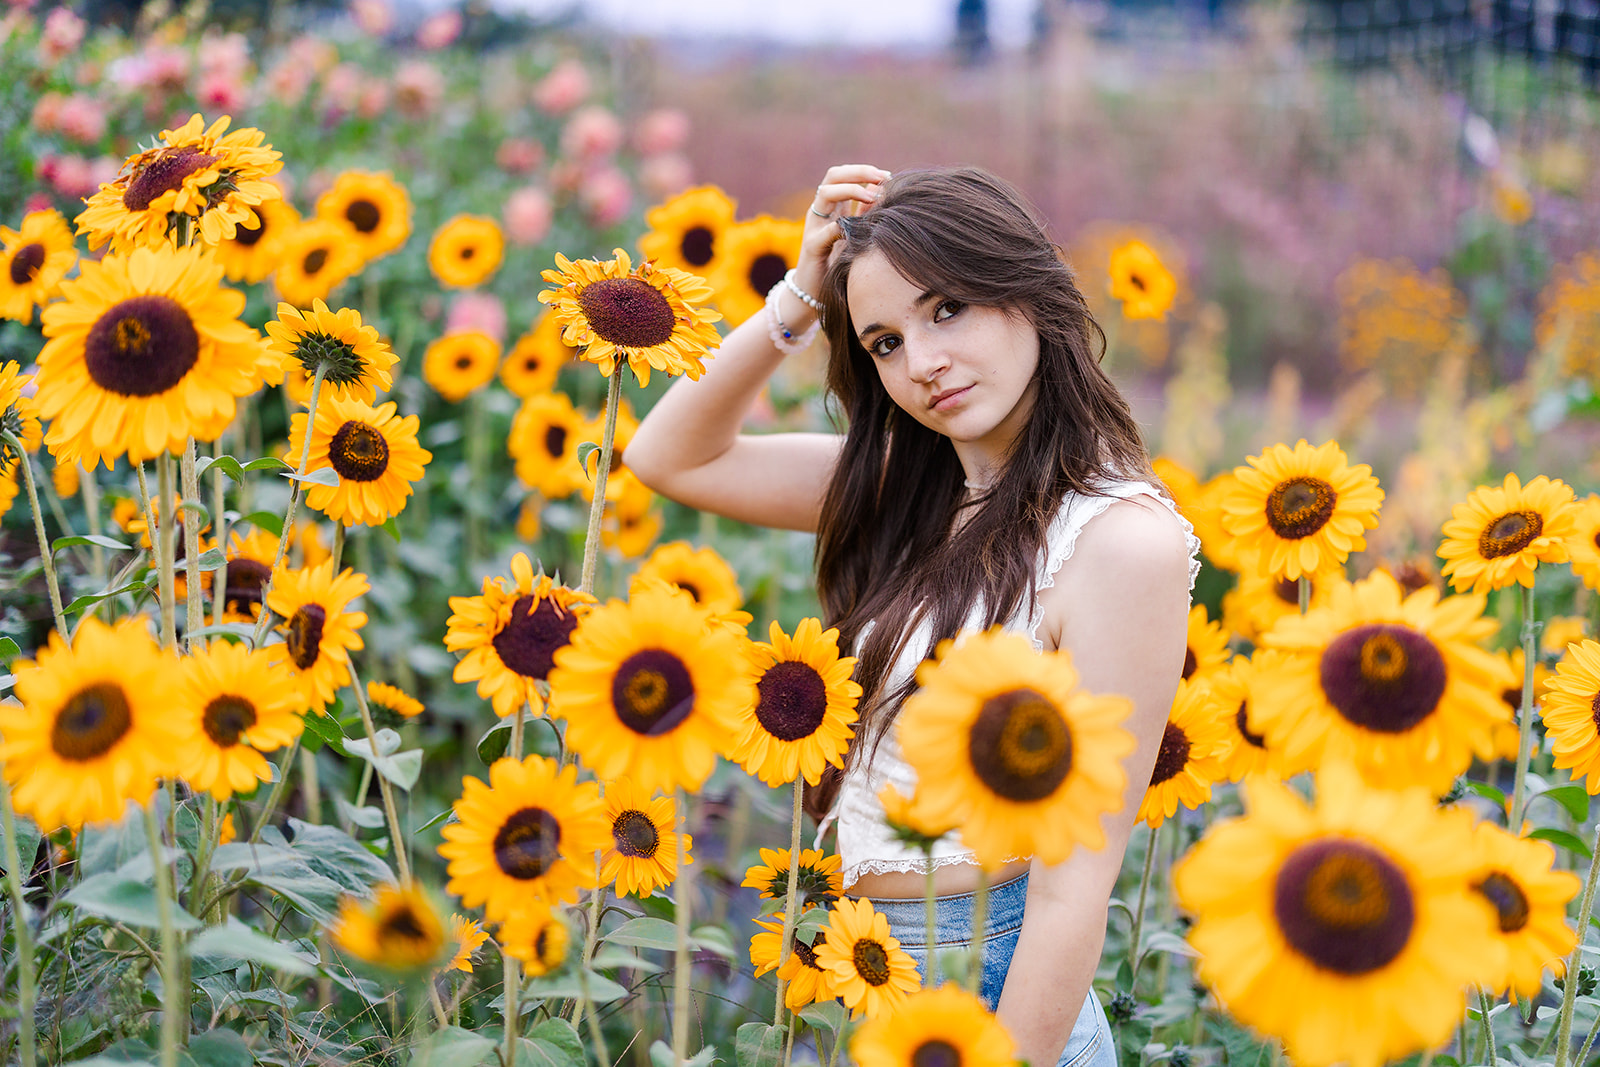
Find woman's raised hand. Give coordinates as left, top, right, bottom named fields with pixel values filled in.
left=793, top=163, right=892, bottom=299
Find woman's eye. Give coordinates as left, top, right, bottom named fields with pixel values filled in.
left=934, top=299, right=964, bottom=322
left=870, top=335, right=901, bottom=358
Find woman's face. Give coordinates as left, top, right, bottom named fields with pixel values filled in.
left=846, top=248, right=1040, bottom=464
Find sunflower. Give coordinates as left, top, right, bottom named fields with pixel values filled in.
left=507, top=390, right=587, bottom=499
left=1221, top=566, right=1342, bottom=645
left=0, top=618, right=184, bottom=830
left=330, top=883, right=447, bottom=972
left=273, top=219, right=366, bottom=309
left=547, top=584, right=757, bottom=794
left=540, top=248, right=722, bottom=387
left=750, top=917, right=837, bottom=1011
left=849, top=984, right=1017, bottom=1067
left=707, top=215, right=804, bottom=327
left=1498, top=647, right=1551, bottom=725
left=740, top=847, right=845, bottom=911
left=638, top=185, right=737, bottom=278
left=443, top=914, right=489, bottom=974
left=288, top=394, right=431, bottom=526
left=604, top=497, right=663, bottom=559
left=264, top=299, right=397, bottom=405
left=429, top=215, right=504, bottom=289
left=877, top=783, right=954, bottom=850
left=367, top=680, right=424, bottom=719
left=897, top=628, right=1135, bottom=868
left=444, top=553, right=596, bottom=717
left=316, top=171, right=411, bottom=262
left=1438, top=473, right=1578, bottom=594
left=578, top=399, right=641, bottom=505
left=501, top=314, right=576, bottom=398
left=631, top=541, right=744, bottom=615
left=33, top=243, right=264, bottom=469
left=1252, top=570, right=1514, bottom=793
left=173, top=640, right=306, bottom=801
left=422, top=331, right=500, bottom=402
left=814, top=897, right=921, bottom=1019
left=1181, top=604, right=1230, bottom=685
left=1137, top=677, right=1232, bottom=829
left=0, top=465, right=18, bottom=518
left=599, top=777, right=688, bottom=897
left=1174, top=764, right=1496, bottom=1067
left=1151, top=456, right=1236, bottom=569
left=437, top=753, right=609, bottom=919
left=0, top=360, right=42, bottom=466
left=1541, top=639, right=1600, bottom=793
left=263, top=560, right=370, bottom=712
left=1220, top=440, right=1384, bottom=582
left=53, top=457, right=79, bottom=499
left=0, top=209, right=76, bottom=322
left=1565, top=494, right=1600, bottom=590
left=1213, top=652, right=1281, bottom=782
left=499, top=902, right=572, bottom=974
left=76, top=113, right=283, bottom=252
left=214, top=197, right=300, bottom=284
left=218, top=527, right=277, bottom=621
left=1108, top=239, right=1178, bottom=321
left=730, top=618, right=861, bottom=787
left=1469, top=821, right=1579, bottom=997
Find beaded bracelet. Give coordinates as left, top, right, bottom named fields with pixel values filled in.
left=765, top=280, right=821, bottom=355
left=782, top=268, right=824, bottom=313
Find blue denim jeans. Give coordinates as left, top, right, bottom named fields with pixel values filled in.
left=861, top=871, right=1117, bottom=1067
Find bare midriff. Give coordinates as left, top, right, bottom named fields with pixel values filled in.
left=848, top=856, right=1031, bottom=900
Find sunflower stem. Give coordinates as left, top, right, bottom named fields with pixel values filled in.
left=157, top=453, right=178, bottom=650
left=1129, top=821, right=1161, bottom=986
left=967, top=866, right=989, bottom=998
left=348, top=663, right=411, bottom=884
left=211, top=437, right=229, bottom=629
left=181, top=439, right=204, bottom=652
left=1297, top=574, right=1310, bottom=614
left=331, top=522, right=346, bottom=573
left=1478, top=987, right=1498, bottom=1066
left=186, top=795, right=221, bottom=919
left=466, top=390, right=488, bottom=571
left=501, top=941, right=521, bottom=1065
left=571, top=853, right=608, bottom=1041
left=578, top=937, right=612, bottom=1067
left=5, top=434, right=66, bottom=636
left=924, top=849, right=938, bottom=987
left=1, top=775, right=39, bottom=1067
left=509, top=702, right=527, bottom=762
left=580, top=363, right=625, bottom=596
left=248, top=736, right=301, bottom=844
left=249, top=362, right=328, bottom=651
left=672, top=786, right=694, bottom=1065
left=1553, top=818, right=1600, bottom=1067
left=1574, top=990, right=1600, bottom=1067
left=142, top=800, right=185, bottom=1067
left=81, top=460, right=107, bottom=588
left=774, top=778, right=804, bottom=1027
left=1508, top=582, right=1541, bottom=833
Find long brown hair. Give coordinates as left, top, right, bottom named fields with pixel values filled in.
left=807, top=166, right=1153, bottom=816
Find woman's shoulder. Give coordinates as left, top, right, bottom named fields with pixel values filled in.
left=1041, top=476, right=1200, bottom=593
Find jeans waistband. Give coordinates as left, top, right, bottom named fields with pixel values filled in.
left=858, top=871, right=1030, bottom=948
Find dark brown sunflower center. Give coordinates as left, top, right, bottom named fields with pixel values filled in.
left=613, top=808, right=659, bottom=858
left=329, top=420, right=390, bottom=482
left=51, top=682, right=133, bottom=761
left=1149, top=721, right=1191, bottom=786
left=1473, top=871, right=1531, bottom=933
left=345, top=199, right=381, bottom=233
left=9, top=243, right=46, bottom=285
left=1593, top=530, right=1600, bottom=552
left=852, top=939, right=892, bottom=986
left=747, top=253, right=788, bottom=296
left=754, top=661, right=829, bottom=742
left=491, top=594, right=579, bottom=681
left=458, top=245, right=476, bottom=261
left=287, top=603, right=328, bottom=670
left=303, top=248, right=329, bottom=275
left=1479, top=510, right=1542, bottom=559
left=792, top=934, right=821, bottom=970
left=1127, top=272, right=1148, bottom=292
left=967, top=687, right=1073, bottom=802
left=1319, top=623, right=1446, bottom=733
left=378, top=904, right=430, bottom=947
left=544, top=425, right=568, bottom=459
left=233, top=217, right=266, bottom=247
left=610, top=649, right=695, bottom=735
left=202, top=694, right=257, bottom=747
left=675, top=580, right=703, bottom=603
left=1274, top=578, right=1299, bottom=606
left=1182, top=647, right=1197, bottom=680
left=680, top=226, right=715, bottom=267
left=493, top=806, right=562, bottom=880
left=764, top=863, right=840, bottom=908
left=224, top=559, right=271, bottom=616
left=1275, top=838, right=1414, bottom=975
left=522, top=355, right=541, bottom=373
left=454, top=355, right=473, bottom=370
left=1265, top=477, right=1337, bottom=540
left=1591, top=692, right=1600, bottom=733
left=576, top=277, right=677, bottom=350
left=1236, top=701, right=1267, bottom=749
left=122, top=146, right=219, bottom=212
left=535, top=924, right=558, bottom=964
left=912, top=1041, right=963, bottom=1067
left=85, top=295, right=200, bottom=398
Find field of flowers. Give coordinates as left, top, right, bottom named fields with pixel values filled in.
left=3, top=1, right=1600, bottom=1066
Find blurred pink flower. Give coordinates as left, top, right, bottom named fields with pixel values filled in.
left=561, top=105, right=623, bottom=161
left=56, top=94, right=105, bottom=145
left=415, top=9, right=460, bottom=49
left=287, top=35, right=338, bottom=74
left=547, top=160, right=583, bottom=194
left=7, top=0, right=35, bottom=12
left=31, top=91, right=63, bottom=133
left=356, top=81, right=389, bottom=119
left=266, top=59, right=314, bottom=107
left=633, top=108, right=690, bottom=156
left=580, top=166, right=632, bottom=229
left=446, top=292, right=507, bottom=345
left=639, top=153, right=693, bottom=201
left=320, top=62, right=364, bottom=118
left=532, top=58, right=588, bottom=115
left=198, top=71, right=247, bottom=112
left=38, top=7, right=84, bottom=65
left=349, top=0, right=392, bottom=36
left=198, top=31, right=250, bottom=79
left=392, top=60, right=444, bottom=119
left=41, top=153, right=94, bottom=198
left=503, top=186, right=551, bottom=246
left=88, top=155, right=118, bottom=185
left=24, top=193, right=53, bottom=214
left=495, top=137, right=543, bottom=175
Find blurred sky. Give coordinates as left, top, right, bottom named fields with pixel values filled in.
left=493, top=0, right=1041, bottom=49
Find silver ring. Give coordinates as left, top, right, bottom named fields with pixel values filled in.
left=809, top=207, right=834, bottom=219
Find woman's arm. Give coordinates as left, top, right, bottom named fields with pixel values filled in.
left=626, top=164, right=889, bottom=533
left=997, top=498, right=1192, bottom=1063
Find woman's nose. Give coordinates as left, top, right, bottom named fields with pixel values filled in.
left=903, top=338, right=951, bottom=384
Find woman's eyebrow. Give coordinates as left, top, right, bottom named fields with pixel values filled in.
left=856, top=289, right=941, bottom=343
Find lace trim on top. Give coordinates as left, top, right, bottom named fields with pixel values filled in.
left=817, top=479, right=1202, bottom=886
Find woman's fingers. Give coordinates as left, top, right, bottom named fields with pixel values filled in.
left=820, top=163, right=892, bottom=186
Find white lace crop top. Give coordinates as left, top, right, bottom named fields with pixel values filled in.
left=814, top=478, right=1203, bottom=888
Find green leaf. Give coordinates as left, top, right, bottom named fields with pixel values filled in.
left=52, top=534, right=132, bottom=554
left=64, top=580, right=151, bottom=615
left=64, top=874, right=202, bottom=931
left=335, top=796, right=387, bottom=830
left=797, top=1001, right=845, bottom=1035
left=180, top=547, right=227, bottom=573
left=282, top=466, right=339, bottom=488
left=0, top=674, right=13, bottom=695
left=243, top=456, right=292, bottom=473
left=1463, top=780, right=1507, bottom=806
left=178, top=1028, right=253, bottom=1067
left=178, top=500, right=211, bottom=527
left=735, top=1023, right=786, bottom=1067
left=650, top=1043, right=675, bottom=1067
left=589, top=945, right=662, bottom=973
left=690, top=924, right=736, bottom=959
left=194, top=455, right=246, bottom=484
left=415, top=807, right=455, bottom=835
left=0, top=636, right=18, bottom=664
left=188, top=917, right=318, bottom=976
left=1541, top=784, right=1591, bottom=823
left=238, top=510, right=283, bottom=537
left=521, top=969, right=629, bottom=1004
left=575, top=442, right=600, bottom=482
left=514, top=1019, right=585, bottom=1067
left=1139, top=930, right=1200, bottom=960
left=407, top=1026, right=496, bottom=1067
left=380, top=515, right=402, bottom=543
left=476, top=711, right=537, bottom=765
left=342, top=730, right=423, bottom=791
left=601, top=916, right=678, bottom=951
left=300, top=710, right=347, bottom=754
left=1530, top=827, right=1593, bottom=858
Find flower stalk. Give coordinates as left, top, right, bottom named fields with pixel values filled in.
left=1477, top=987, right=1498, bottom=1066
left=773, top=778, right=804, bottom=1026
left=180, top=439, right=204, bottom=652
left=5, top=434, right=66, bottom=635
left=967, top=866, right=989, bottom=997
left=1129, top=821, right=1161, bottom=982
left=1298, top=574, right=1310, bottom=615
left=156, top=454, right=178, bottom=649
left=672, top=787, right=694, bottom=1065
left=1, top=776, right=39, bottom=1067
left=1508, top=583, right=1541, bottom=832
left=80, top=461, right=107, bottom=587
left=142, top=801, right=184, bottom=1067
left=348, top=664, right=410, bottom=884
left=249, top=362, right=328, bottom=651
left=579, top=363, right=624, bottom=596
left=211, top=437, right=229, bottom=628
left=502, top=939, right=521, bottom=1065
left=1553, top=817, right=1600, bottom=1067
left=924, top=852, right=938, bottom=987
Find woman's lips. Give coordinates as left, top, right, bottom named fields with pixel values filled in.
left=930, top=385, right=973, bottom=411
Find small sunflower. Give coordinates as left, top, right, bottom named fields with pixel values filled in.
left=76, top=113, right=283, bottom=252
left=599, top=777, right=688, bottom=898
left=218, top=527, right=277, bottom=621
left=877, top=783, right=954, bottom=850
left=437, top=754, right=609, bottom=919
left=274, top=219, right=366, bottom=309
left=850, top=984, right=1017, bottom=1067
left=604, top=497, right=663, bottom=559
left=215, top=197, right=300, bottom=285
left=263, top=560, right=370, bottom=712
left=499, top=902, right=572, bottom=974
left=1469, top=821, right=1579, bottom=998
left=706, top=215, right=804, bottom=327
left=0, top=618, right=184, bottom=830
left=1541, top=639, right=1600, bottom=793
left=288, top=394, right=431, bottom=526
left=1438, top=473, right=1578, bottom=594
left=897, top=628, right=1135, bottom=868
left=444, top=553, right=596, bottom=717
left=422, top=331, right=500, bottom=403
left=174, top=640, right=306, bottom=801
left=316, top=171, right=412, bottom=262
left=264, top=299, right=397, bottom=405
left=53, top=457, right=79, bottom=499
left=631, top=541, right=744, bottom=615
left=1181, top=604, right=1230, bottom=685
left=1565, top=494, right=1600, bottom=590
left=730, top=618, right=861, bottom=787
left=638, top=185, right=737, bottom=278
left=1221, top=567, right=1342, bottom=645
left=0, top=466, right=18, bottom=518
left=507, top=390, right=587, bottom=499
left=547, top=584, right=757, bottom=795
left=1252, top=570, right=1514, bottom=793
left=750, top=917, right=837, bottom=1011
left=429, top=215, right=504, bottom=289
left=501, top=314, right=577, bottom=398
left=539, top=247, right=723, bottom=386
left=1137, top=677, right=1232, bottom=828
left=1108, top=239, right=1178, bottom=321
left=1153, top=456, right=1236, bottom=569
left=1221, top=440, right=1384, bottom=582
left=443, top=914, right=489, bottom=974
left=368, top=680, right=424, bottom=719
left=1174, top=764, right=1497, bottom=1067
left=0, top=360, right=42, bottom=467
left=814, top=897, right=921, bottom=1019
left=740, top=847, right=845, bottom=911
left=330, top=883, right=447, bottom=972
left=0, top=209, right=76, bottom=322
left=578, top=399, right=641, bottom=505
left=1498, top=647, right=1552, bottom=721
left=34, top=243, right=264, bottom=469
left=1213, top=652, right=1281, bottom=782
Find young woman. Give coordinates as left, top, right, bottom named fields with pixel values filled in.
left=627, top=164, right=1197, bottom=1066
